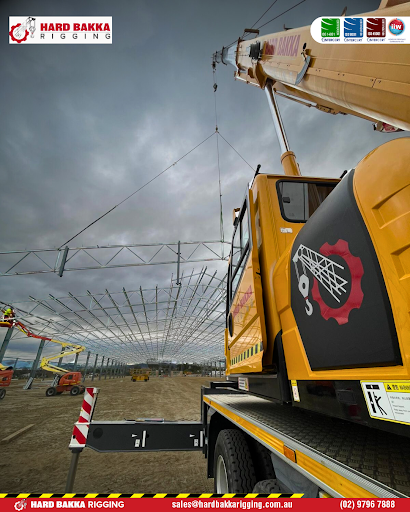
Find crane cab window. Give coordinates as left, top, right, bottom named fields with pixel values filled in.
left=229, top=202, right=250, bottom=304
left=277, top=180, right=337, bottom=223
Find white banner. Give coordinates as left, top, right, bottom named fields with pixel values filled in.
left=9, top=16, right=112, bottom=44
left=311, top=16, right=409, bottom=44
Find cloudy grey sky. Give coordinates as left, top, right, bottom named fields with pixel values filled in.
left=1, top=0, right=406, bottom=362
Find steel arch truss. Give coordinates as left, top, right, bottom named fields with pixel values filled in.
left=8, top=268, right=227, bottom=364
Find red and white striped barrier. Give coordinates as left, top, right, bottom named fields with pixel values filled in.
left=69, top=387, right=99, bottom=449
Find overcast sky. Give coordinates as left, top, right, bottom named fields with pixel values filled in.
left=1, top=0, right=405, bottom=362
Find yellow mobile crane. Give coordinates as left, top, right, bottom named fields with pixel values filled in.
left=65, top=1, right=410, bottom=497
left=212, top=0, right=410, bottom=437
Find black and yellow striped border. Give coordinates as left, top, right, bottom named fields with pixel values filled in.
left=231, top=341, right=263, bottom=366
left=0, top=493, right=303, bottom=498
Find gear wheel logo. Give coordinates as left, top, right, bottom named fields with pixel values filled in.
left=14, top=499, right=27, bottom=511
left=311, top=239, right=364, bottom=325
left=9, top=24, right=29, bottom=43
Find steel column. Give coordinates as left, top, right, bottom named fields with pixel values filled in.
left=104, top=357, right=109, bottom=379
left=82, top=351, right=91, bottom=383
left=109, top=359, right=114, bottom=379
left=73, top=352, right=79, bottom=372
left=24, top=338, right=45, bottom=390
left=99, top=356, right=105, bottom=380
left=0, top=326, right=14, bottom=363
left=13, top=357, right=19, bottom=370
left=91, top=354, right=98, bottom=382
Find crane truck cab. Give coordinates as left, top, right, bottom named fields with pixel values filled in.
left=225, top=138, right=410, bottom=438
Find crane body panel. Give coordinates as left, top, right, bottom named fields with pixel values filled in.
left=218, top=1, right=410, bottom=436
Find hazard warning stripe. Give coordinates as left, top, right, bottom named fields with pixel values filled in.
left=230, top=340, right=263, bottom=366
left=0, top=493, right=303, bottom=498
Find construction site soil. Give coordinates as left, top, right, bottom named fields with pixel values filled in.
left=1, top=376, right=224, bottom=493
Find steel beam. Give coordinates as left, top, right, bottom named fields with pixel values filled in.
left=0, top=326, right=14, bottom=363
left=24, top=338, right=45, bottom=390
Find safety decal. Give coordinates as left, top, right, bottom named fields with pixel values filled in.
left=230, top=341, right=263, bottom=367
left=361, top=381, right=410, bottom=425
left=293, top=239, right=364, bottom=325
left=291, top=380, right=300, bottom=402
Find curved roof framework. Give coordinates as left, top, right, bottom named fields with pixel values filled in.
left=6, top=268, right=227, bottom=364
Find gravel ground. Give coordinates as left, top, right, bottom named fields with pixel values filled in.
left=0, top=376, right=222, bottom=494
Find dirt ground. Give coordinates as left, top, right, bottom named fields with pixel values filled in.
left=1, top=376, right=224, bottom=494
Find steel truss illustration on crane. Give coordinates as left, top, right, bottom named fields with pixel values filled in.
left=4, top=267, right=227, bottom=364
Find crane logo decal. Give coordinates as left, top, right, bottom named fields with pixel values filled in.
left=9, top=17, right=36, bottom=43
left=293, top=239, right=364, bottom=325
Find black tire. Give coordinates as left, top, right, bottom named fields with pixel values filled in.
left=252, top=479, right=281, bottom=494
left=0, top=389, right=6, bottom=400
left=46, top=387, right=57, bottom=397
left=247, top=437, right=276, bottom=482
left=214, top=429, right=256, bottom=493
left=70, top=385, right=80, bottom=396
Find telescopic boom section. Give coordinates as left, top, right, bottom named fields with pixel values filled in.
left=14, top=320, right=85, bottom=375
left=214, top=0, right=410, bottom=168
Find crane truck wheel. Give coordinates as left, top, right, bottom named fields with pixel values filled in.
left=0, top=389, right=6, bottom=400
left=214, top=429, right=257, bottom=493
left=46, top=387, right=57, bottom=397
left=70, top=386, right=81, bottom=396
left=247, top=437, right=276, bottom=482
left=252, top=479, right=281, bottom=494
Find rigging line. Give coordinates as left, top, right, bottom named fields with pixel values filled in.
left=58, top=131, right=216, bottom=249
left=213, top=63, right=224, bottom=246
left=217, top=132, right=255, bottom=172
left=255, top=0, right=306, bottom=30
left=225, top=0, right=306, bottom=48
left=243, top=0, right=279, bottom=35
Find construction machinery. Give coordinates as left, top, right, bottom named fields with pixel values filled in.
left=210, top=0, right=410, bottom=439
left=0, top=362, right=13, bottom=400
left=130, top=368, right=150, bottom=382
left=0, top=317, right=85, bottom=396
left=65, top=0, right=410, bottom=497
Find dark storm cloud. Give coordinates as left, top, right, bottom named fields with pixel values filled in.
left=0, top=0, right=402, bottom=360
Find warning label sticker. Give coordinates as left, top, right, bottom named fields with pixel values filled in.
left=291, top=380, right=300, bottom=402
left=361, top=381, right=410, bottom=425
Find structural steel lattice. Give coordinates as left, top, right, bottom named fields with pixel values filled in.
left=0, top=241, right=229, bottom=277
left=7, top=268, right=227, bottom=364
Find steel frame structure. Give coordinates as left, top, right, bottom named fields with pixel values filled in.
left=0, top=241, right=229, bottom=277
left=5, top=268, right=227, bottom=364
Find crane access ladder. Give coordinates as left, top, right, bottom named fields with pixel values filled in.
left=66, top=382, right=410, bottom=497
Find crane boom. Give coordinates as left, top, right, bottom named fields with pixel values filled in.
left=14, top=320, right=84, bottom=375
left=214, top=0, right=410, bottom=131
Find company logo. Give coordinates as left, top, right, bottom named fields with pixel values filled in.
left=14, top=500, right=27, bottom=511
left=367, top=18, right=386, bottom=37
left=264, top=34, right=300, bottom=57
left=293, top=239, right=364, bottom=325
left=344, top=18, right=363, bottom=38
left=389, top=18, right=405, bottom=35
left=321, top=18, right=340, bottom=37
left=9, top=16, right=112, bottom=44
left=9, top=16, right=36, bottom=43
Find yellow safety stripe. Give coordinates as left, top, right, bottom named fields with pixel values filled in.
left=230, top=341, right=263, bottom=366
left=203, top=396, right=378, bottom=499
